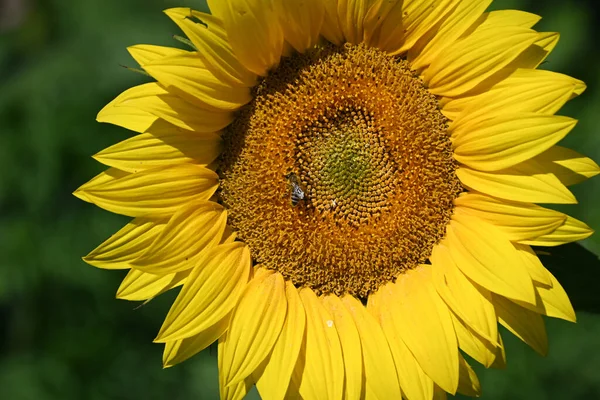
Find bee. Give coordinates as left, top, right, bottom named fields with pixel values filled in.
left=285, top=172, right=306, bottom=206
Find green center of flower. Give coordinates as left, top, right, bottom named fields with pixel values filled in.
left=297, top=108, right=395, bottom=226
left=218, top=43, right=462, bottom=298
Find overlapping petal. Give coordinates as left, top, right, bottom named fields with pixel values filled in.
left=117, top=269, right=187, bottom=301
left=409, top=0, right=493, bottom=70
left=456, top=163, right=577, bottom=204
left=83, top=217, right=166, bottom=269
left=446, top=211, right=536, bottom=305
left=493, top=294, right=548, bottom=356
left=380, top=268, right=459, bottom=394
left=431, top=244, right=498, bottom=344
left=99, top=82, right=233, bottom=133
left=291, top=288, right=345, bottom=400
left=443, top=69, right=585, bottom=122
left=273, top=0, right=324, bottom=53
left=454, top=193, right=566, bottom=241
left=375, top=0, right=453, bottom=55
left=133, top=200, right=227, bottom=274
left=163, top=8, right=257, bottom=87
left=93, top=123, right=222, bottom=173
left=155, top=243, right=251, bottom=342
left=207, top=0, right=284, bottom=76
left=321, top=294, right=363, bottom=400
left=74, top=164, right=219, bottom=217
left=425, top=26, right=538, bottom=97
left=220, top=270, right=287, bottom=386
left=452, top=113, right=577, bottom=172
left=369, top=287, right=434, bottom=400
left=255, top=281, right=305, bottom=400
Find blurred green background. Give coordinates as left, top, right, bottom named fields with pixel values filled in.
left=1, top=0, right=599, bottom=399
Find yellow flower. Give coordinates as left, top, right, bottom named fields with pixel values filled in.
left=76, top=1, right=599, bottom=399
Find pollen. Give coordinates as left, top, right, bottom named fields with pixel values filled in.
left=218, top=44, right=462, bottom=298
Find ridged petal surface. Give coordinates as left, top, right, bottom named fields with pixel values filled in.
left=84, top=217, right=165, bottom=269
left=221, top=271, right=287, bottom=386
left=425, top=27, right=537, bottom=97
left=456, top=164, right=576, bottom=204
left=133, top=200, right=227, bottom=274
left=453, top=114, right=577, bottom=172
left=100, top=82, right=233, bottom=133
left=447, top=212, right=536, bottom=305
left=93, top=125, right=222, bottom=173
left=255, top=281, right=305, bottom=400
left=74, top=164, right=218, bottom=217
left=321, top=294, right=363, bottom=400
left=207, top=0, right=284, bottom=76
left=156, top=243, right=251, bottom=342
left=385, top=267, right=459, bottom=394
left=454, top=193, right=566, bottom=241
left=291, top=288, right=344, bottom=400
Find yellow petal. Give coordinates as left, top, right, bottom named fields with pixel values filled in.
left=116, top=269, right=187, bottom=301
left=93, top=127, right=222, bottom=173
left=532, top=145, right=600, bottom=186
left=431, top=244, right=498, bottom=344
left=127, top=44, right=189, bottom=66
left=450, top=313, right=497, bottom=368
left=163, top=8, right=257, bottom=87
left=476, top=10, right=541, bottom=29
left=221, top=271, right=287, bottom=386
left=376, top=0, right=453, bottom=55
left=336, top=0, right=369, bottom=44
left=453, top=114, right=577, bottom=172
left=387, top=267, right=459, bottom=394
left=425, top=27, right=537, bottom=97
left=133, top=201, right=226, bottom=274
left=163, top=314, right=230, bottom=368
left=255, top=281, right=306, bottom=400
left=143, top=53, right=252, bottom=112
left=534, top=272, right=576, bottom=322
left=273, top=0, right=324, bottom=53
left=96, top=99, right=158, bottom=134
left=368, top=287, right=434, bottom=400
left=362, top=0, right=400, bottom=47
left=447, top=212, right=536, bottom=305
left=511, top=273, right=576, bottom=324
left=454, top=193, right=566, bottom=241
left=83, top=217, right=166, bottom=269
left=444, top=69, right=585, bottom=122
left=74, top=164, right=219, bottom=218
left=156, top=243, right=251, bottom=342
left=456, top=164, right=576, bottom=204
left=520, top=215, right=593, bottom=247
left=218, top=333, right=254, bottom=400
left=321, top=0, right=345, bottom=45
left=321, top=294, right=363, bottom=400
left=291, top=288, right=344, bottom=400
left=493, top=294, right=548, bottom=356
left=456, top=354, right=481, bottom=397
left=513, top=243, right=553, bottom=287
left=207, top=0, right=284, bottom=76
left=409, top=0, right=493, bottom=70
left=341, top=295, right=401, bottom=399
left=102, top=82, right=233, bottom=133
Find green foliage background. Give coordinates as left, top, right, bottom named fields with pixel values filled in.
left=1, top=0, right=599, bottom=399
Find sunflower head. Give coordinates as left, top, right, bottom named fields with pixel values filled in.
left=78, top=1, right=598, bottom=399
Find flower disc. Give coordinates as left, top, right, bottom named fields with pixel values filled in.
left=219, top=44, right=462, bottom=297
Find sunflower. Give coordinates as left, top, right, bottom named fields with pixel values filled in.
left=76, top=1, right=599, bottom=399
